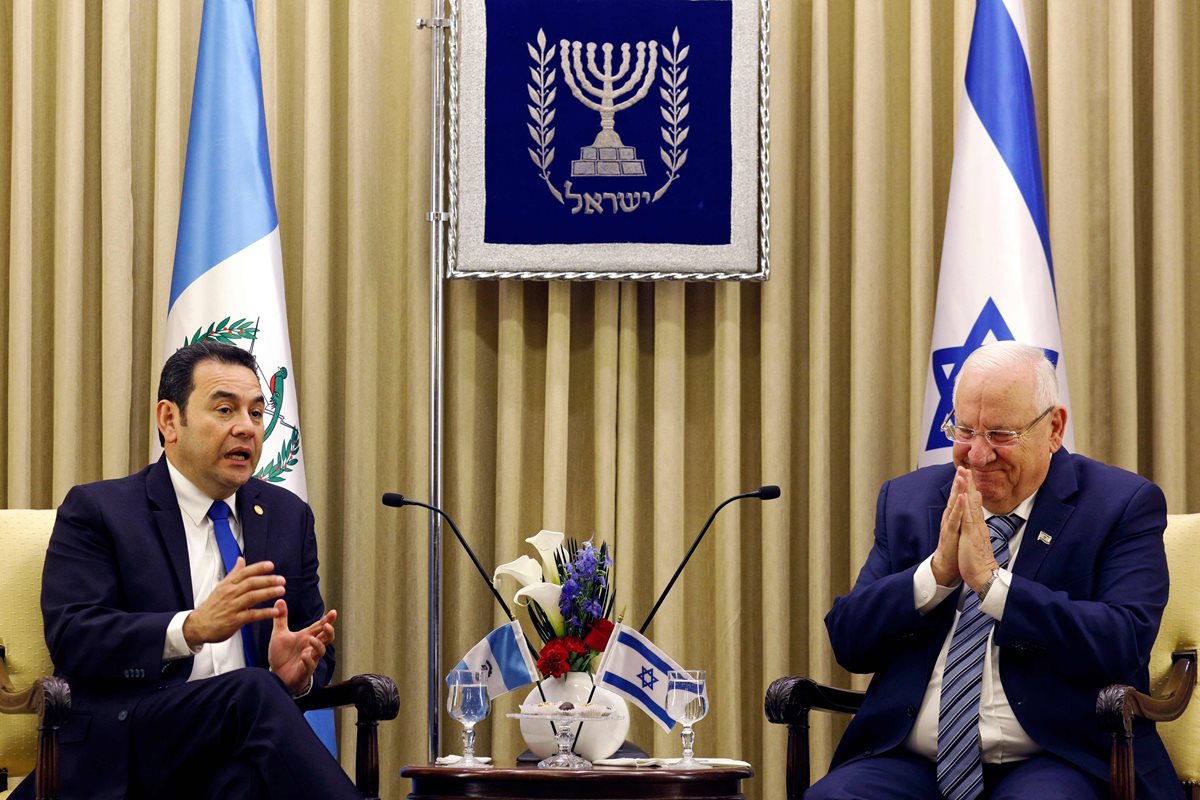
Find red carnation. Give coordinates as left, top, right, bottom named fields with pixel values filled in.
left=561, top=636, right=587, bottom=655
left=537, top=640, right=571, bottom=678
left=583, top=618, right=614, bottom=652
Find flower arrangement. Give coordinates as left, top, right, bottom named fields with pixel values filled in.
left=494, top=530, right=616, bottom=678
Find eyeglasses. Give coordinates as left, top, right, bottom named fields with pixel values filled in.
left=941, top=406, right=1054, bottom=448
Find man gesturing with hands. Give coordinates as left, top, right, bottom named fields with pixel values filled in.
left=27, top=343, right=360, bottom=800
left=808, top=342, right=1181, bottom=800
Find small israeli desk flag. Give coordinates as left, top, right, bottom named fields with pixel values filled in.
left=448, top=621, right=539, bottom=699
left=594, top=624, right=693, bottom=732
left=918, top=0, right=1074, bottom=467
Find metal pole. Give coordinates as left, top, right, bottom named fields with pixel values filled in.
left=422, top=0, right=448, bottom=765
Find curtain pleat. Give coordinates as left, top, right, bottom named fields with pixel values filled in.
left=6, top=2, right=1200, bottom=797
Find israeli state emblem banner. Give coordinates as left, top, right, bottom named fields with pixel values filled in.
left=448, top=0, right=771, bottom=280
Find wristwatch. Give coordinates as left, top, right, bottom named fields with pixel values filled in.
left=977, top=567, right=1000, bottom=601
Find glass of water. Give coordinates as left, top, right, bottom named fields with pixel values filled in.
left=446, top=669, right=490, bottom=768
left=666, top=669, right=710, bottom=769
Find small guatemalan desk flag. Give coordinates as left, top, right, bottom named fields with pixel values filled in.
left=917, top=0, right=1075, bottom=467
left=447, top=621, right=539, bottom=700
left=164, top=0, right=332, bottom=753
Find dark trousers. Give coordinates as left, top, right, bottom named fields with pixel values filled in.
left=126, top=668, right=359, bottom=800
left=11, top=669, right=359, bottom=800
left=805, top=748, right=1106, bottom=800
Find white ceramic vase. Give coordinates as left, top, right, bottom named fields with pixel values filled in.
left=519, top=672, right=630, bottom=761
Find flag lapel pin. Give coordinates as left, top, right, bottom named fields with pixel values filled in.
left=1037, top=531, right=1052, bottom=545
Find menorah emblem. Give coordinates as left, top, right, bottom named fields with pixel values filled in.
left=560, top=39, right=658, bottom=177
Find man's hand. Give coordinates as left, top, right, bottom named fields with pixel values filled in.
left=958, top=471, right=999, bottom=593
left=182, top=558, right=286, bottom=648
left=267, top=599, right=337, bottom=695
left=931, top=468, right=967, bottom=585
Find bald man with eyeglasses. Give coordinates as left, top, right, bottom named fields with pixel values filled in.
left=808, top=341, right=1181, bottom=800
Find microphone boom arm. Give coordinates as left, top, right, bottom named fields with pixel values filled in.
left=638, top=487, right=778, bottom=634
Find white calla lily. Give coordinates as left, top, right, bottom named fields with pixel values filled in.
left=525, top=529, right=566, bottom=585
left=492, top=555, right=545, bottom=604
left=514, top=582, right=566, bottom=636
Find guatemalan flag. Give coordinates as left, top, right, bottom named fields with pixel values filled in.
left=447, top=621, right=539, bottom=700
left=917, top=0, right=1075, bottom=467
left=165, top=0, right=329, bottom=752
left=594, top=624, right=697, bottom=732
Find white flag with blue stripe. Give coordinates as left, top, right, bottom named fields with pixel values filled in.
left=918, top=0, right=1074, bottom=467
left=594, top=624, right=696, bottom=732
left=448, top=621, right=539, bottom=699
left=166, top=0, right=327, bottom=751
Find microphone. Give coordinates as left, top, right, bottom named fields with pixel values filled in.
left=381, top=492, right=516, bottom=621
left=638, top=485, right=781, bottom=633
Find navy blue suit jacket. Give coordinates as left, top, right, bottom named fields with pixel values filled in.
left=825, top=449, right=1180, bottom=798
left=38, top=456, right=334, bottom=799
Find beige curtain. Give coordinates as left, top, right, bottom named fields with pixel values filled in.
left=4, top=2, right=1199, bottom=798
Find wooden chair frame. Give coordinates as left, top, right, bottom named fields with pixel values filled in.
left=0, top=643, right=400, bottom=800
left=765, top=648, right=1197, bottom=800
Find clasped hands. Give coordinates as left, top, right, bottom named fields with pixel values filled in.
left=931, top=467, right=999, bottom=595
left=181, top=558, right=337, bottom=694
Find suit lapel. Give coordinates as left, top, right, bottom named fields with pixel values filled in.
left=237, top=479, right=269, bottom=565
left=147, top=455, right=194, bottom=608
left=236, top=480, right=271, bottom=664
left=1013, top=448, right=1077, bottom=581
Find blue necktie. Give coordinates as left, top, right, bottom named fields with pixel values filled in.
left=936, top=513, right=1022, bottom=800
left=208, top=500, right=257, bottom=669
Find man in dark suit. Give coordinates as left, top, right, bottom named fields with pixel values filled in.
left=808, top=341, right=1180, bottom=799
left=16, top=342, right=360, bottom=799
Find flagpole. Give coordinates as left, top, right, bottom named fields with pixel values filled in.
left=422, top=0, right=449, bottom=765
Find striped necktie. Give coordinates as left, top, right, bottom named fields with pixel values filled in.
left=208, top=500, right=257, bottom=669
left=935, top=512, right=1022, bottom=800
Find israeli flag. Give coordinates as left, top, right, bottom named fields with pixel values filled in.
left=167, top=0, right=327, bottom=752
left=917, top=0, right=1074, bottom=467
left=449, top=621, right=539, bottom=699
left=594, top=624, right=692, bottom=732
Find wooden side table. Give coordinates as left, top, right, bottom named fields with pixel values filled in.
left=401, top=764, right=754, bottom=799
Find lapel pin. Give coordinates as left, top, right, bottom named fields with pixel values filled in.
left=254, top=504, right=264, bottom=516
left=1037, top=531, right=1052, bottom=545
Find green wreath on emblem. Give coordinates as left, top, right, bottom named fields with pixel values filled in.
left=185, top=317, right=258, bottom=347
left=256, top=427, right=300, bottom=484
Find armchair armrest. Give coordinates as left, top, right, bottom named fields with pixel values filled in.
left=295, top=673, right=399, bottom=800
left=765, top=676, right=864, bottom=800
left=1, top=643, right=72, bottom=800
left=1096, top=649, right=1196, bottom=800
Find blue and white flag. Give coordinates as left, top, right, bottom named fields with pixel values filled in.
left=164, top=0, right=305, bottom=495
left=917, top=0, right=1074, bottom=467
left=167, top=0, right=326, bottom=750
left=594, top=623, right=694, bottom=732
left=448, top=621, right=539, bottom=699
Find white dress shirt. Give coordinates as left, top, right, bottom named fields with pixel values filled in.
left=161, top=458, right=247, bottom=679
left=905, top=490, right=1041, bottom=762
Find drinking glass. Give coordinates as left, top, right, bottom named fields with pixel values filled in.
left=446, top=669, right=491, bottom=768
left=666, top=669, right=710, bottom=769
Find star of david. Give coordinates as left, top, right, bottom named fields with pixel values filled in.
left=924, top=297, right=1059, bottom=452
left=638, top=666, right=658, bottom=691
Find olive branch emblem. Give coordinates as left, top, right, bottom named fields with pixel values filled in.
left=185, top=317, right=258, bottom=348
left=527, top=29, right=563, bottom=204
left=255, top=427, right=300, bottom=483
left=655, top=27, right=689, bottom=202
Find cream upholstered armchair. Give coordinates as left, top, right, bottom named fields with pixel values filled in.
left=0, top=510, right=66, bottom=800
left=0, top=509, right=400, bottom=800
left=765, top=513, right=1198, bottom=800
left=1097, top=513, right=1199, bottom=800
